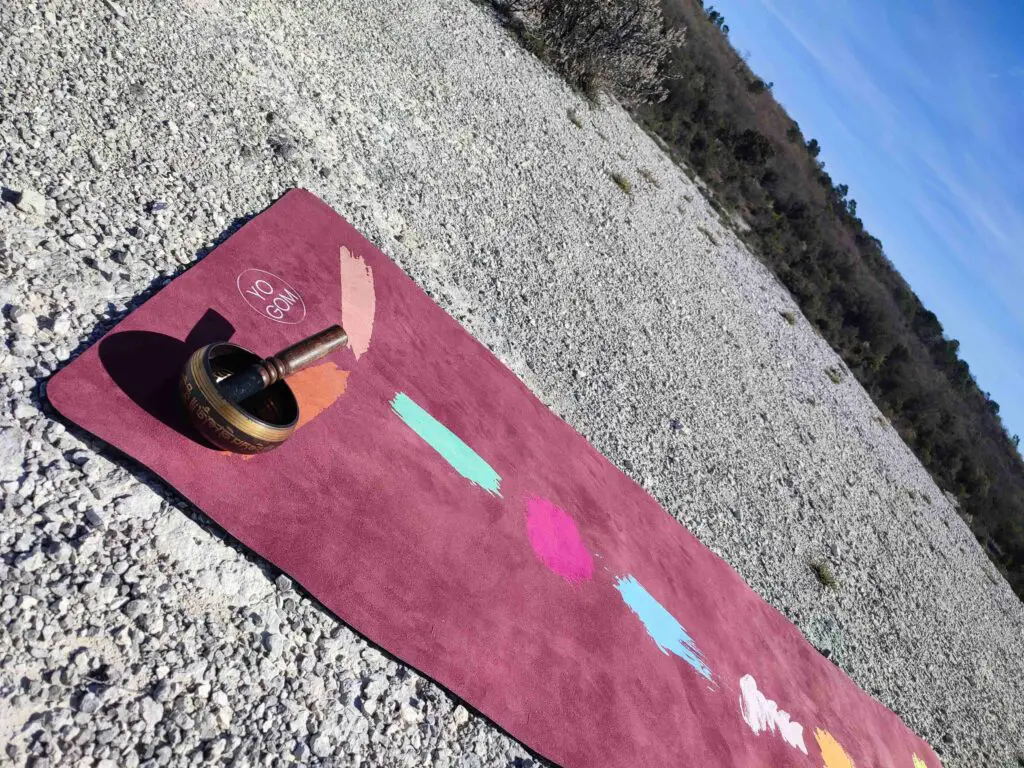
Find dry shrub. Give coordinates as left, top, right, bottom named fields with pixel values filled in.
left=507, top=0, right=684, bottom=105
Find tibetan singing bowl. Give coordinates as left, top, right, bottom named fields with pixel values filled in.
left=179, top=325, right=348, bottom=454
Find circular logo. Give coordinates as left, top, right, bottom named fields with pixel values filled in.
left=236, top=268, right=307, bottom=325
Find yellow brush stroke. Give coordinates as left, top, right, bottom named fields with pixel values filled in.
left=912, top=756, right=927, bottom=768
left=815, top=729, right=855, bottom=768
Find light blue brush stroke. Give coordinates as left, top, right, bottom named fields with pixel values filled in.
left=615, top=574, right=713, bottom=681
left=390, top=392, right=502, bottom=497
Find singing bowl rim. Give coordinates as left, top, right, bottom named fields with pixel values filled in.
left=182, top=342, right=299, bottom=449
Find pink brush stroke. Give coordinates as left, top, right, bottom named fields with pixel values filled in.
left=340, top=246, right=375, bottom=360
left=525, top=497, right=594, bottom=584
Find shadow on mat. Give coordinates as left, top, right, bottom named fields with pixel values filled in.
left=98, top=307, right=234, bottom=442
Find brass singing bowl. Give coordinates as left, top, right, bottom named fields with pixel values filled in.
left=179, top=342, right=299, bottom=454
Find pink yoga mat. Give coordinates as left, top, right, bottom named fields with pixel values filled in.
left=48, top=189, right=940, bottom=768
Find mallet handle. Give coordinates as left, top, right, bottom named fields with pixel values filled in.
left=218, top=325, right=349, bottom=403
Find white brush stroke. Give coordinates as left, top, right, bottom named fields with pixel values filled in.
left=739, top=674, right=808, bottom=754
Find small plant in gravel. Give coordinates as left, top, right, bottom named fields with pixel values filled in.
left=825, top=366, right=842, bottom=384
left=567, top=108, right=583, bottom=128
left=696, top=224, right=717, bottom=245
left=609, top=172, right=632, bottom=195
left=638, top=167, right=660, bottom=187
left=706, top=196, right=730, bottom=222
left=780, top=310, right=796, bottom=325
left=810, top=561, right=838, bottom=589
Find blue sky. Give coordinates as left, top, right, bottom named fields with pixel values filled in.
left=711, top=0, right=1024, bottom=440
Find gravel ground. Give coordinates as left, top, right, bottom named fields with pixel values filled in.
left=1, top=1, right=1022, bottom=766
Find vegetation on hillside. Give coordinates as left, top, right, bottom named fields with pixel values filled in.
left=492, top=0, right=1024, bottom=597
left=640, top=0, right=1024, bottom=595
left=505, top=0, right=683, bottom=104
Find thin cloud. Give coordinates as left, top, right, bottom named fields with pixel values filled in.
left=740, top=0, right=1024, bottom=434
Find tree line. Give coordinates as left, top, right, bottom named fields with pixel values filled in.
left=637, top=0, right=1024, bottom=595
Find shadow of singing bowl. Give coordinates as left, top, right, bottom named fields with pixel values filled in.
left=179, top=342, right=299, bottom=454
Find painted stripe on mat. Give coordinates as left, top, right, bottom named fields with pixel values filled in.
left=615, top=574, right=713, bottom=681
left=525, top=496, right=594, bottom=584
left=815, top=729, right=856, bottom=768
left=339, top=246, right=375, bottom=360
left=738, top=674, right=807, bottom=754
left=391, top=392, right=502, bottom=497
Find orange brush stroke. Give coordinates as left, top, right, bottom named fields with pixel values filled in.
left=339, top=246, right=375, bottom=360
left=224, top=361, right=349, bottom=460
left=289, top=362, right=350, bottom=429
left=815, top=729, right=855, bottom=768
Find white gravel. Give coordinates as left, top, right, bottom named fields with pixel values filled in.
left=1, top=1, right=1022, bottom=766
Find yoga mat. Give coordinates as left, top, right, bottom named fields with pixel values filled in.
left=48, top=189, right=940, bottom=768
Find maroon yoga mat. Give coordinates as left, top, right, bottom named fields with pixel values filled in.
left=48, top=189, right=940, bottom=767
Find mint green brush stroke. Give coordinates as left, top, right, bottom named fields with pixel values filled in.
left=390, top=393, right=502, bottom=497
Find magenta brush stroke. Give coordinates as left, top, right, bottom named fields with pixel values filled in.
left=525, top=496, right=594, bottom=583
